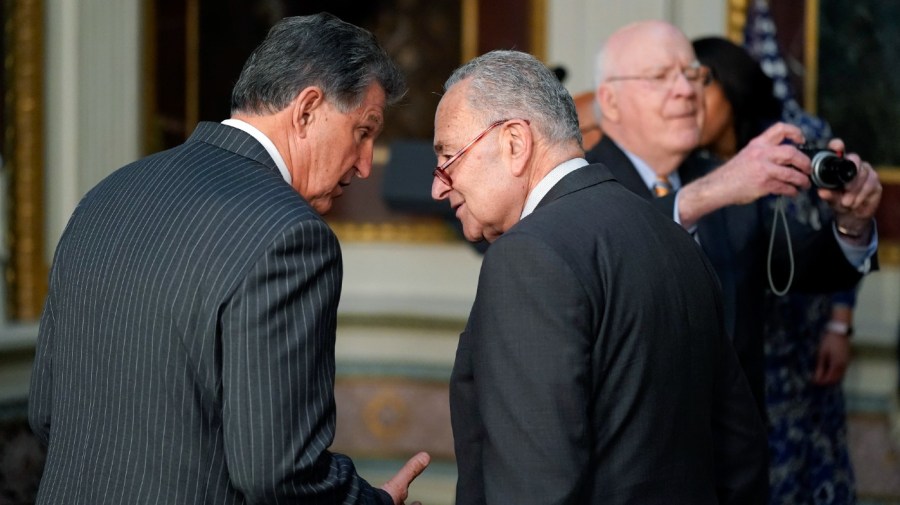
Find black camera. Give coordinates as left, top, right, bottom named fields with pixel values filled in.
left=797, top=145, right=857, bottom=189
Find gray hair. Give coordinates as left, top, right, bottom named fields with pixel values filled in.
left=444, top=50, right=581, bottom=146
left=231, top=13, right=406, bottom=115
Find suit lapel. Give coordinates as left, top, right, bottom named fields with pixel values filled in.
left=587, top=137, right=655, bottom=200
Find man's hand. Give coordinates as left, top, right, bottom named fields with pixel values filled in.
left=678, top=122, right=809, bottom=228
left=381, top=451, right=431, bottom=505
left=816, top=138, right=882, bottom=245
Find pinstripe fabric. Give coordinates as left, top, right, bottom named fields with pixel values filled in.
left=29, top=122, right=389, bottom=504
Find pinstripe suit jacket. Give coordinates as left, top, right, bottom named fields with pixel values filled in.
left=29, top=122, right=390, bottom=505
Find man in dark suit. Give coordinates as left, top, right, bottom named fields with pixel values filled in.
left=432, top=49, right=767, bottom=505
left=584, top=20, right=882, bottom=415
left=28, top=13, right=428, bottom=504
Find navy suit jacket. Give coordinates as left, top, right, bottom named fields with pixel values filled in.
left=450, top=164, right=768, bottom=505
left=586, top=136, right=865, bottom=413
left=29, top=122, right=390, bottom=504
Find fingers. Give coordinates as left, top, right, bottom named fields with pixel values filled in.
left=820, top=157, right=882, bottom=223
left=765, top=179, right=803, bottom=198
left=813, top=347, right=829, bottom=385
left=706, top=123, right=830, bottom=207
left=743, top=124, right=811, bottom=189
left=754, top=145, right=810, bottom=194
left=397, top=452, right=431, bottom=483
left=844, top=160, right=881, bottom=209
left=761, top=144, right=809, bottom=176
left=826, top=137, right=846, bottom=155
left=776, top=158, right=812, bottom=188
left=757, top=121, right=805, bottom=147
left=813, top=333, right=850, bottom=385
left=381, top=452, right=431, bottom=505
left=716, top=144, right=808, bottom=205
left=816, top=357, right=845, bottom=386
left=813, top=349, right=842, bottom=386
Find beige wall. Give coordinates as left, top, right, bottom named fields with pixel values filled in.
left=547, top=0, right=727, bottom=95
left=7, top=0, right=894, bottom=409
left=2, top=2, right=895, bottom=502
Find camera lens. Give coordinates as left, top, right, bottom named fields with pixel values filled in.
left=808, top=151, right=857, bottom=189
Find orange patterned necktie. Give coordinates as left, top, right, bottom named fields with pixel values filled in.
left=653, top=175, right=673, bottom=197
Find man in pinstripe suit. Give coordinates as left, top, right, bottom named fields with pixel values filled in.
left=29, top=13, right=429, bottom=504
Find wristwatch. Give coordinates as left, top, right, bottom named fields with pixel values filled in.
left=836, top=223, right=865, bottom=239
left=825, top=320, right=853, bottom=338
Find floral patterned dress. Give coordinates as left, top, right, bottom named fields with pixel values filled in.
left=763, top=190, right=857, bottom=505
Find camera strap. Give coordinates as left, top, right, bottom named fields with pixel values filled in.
left=767, top=195, right=795, bottom=296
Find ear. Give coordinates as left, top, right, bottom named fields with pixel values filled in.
left=597, top=84, right=619, bottom=123
left=501, top=119, right=533, bottom=177
left=291, top=86, right=325, bottom=138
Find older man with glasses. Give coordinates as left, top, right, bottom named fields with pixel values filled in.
left=585, top=20, right=881, bottom=423
left=432, top=49, right=768, bottom=505
left=29, top=14, right=430, bottom=505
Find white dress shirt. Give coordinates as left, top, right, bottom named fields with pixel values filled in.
left=222, top=119, right=292, bottom=185
left=520, top=158, right=589, bottom=220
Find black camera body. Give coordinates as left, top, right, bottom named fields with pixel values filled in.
left=796, top=145, right=857, bottom=189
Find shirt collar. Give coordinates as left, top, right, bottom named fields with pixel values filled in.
left=222, top=119, right=292, bottom=185
left=520, top=158, right=589, bottom=219
left=617, top=141, right=682, bottom=191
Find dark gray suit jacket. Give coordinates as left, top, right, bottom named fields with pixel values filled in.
left=450, top=164, right=768, bottom=505
left=585, top=137, right=866, bottom=414
left=29, top=122, right=390, bottom=505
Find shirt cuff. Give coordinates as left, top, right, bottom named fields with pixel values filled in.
left=833, top=220, right=878, bottom=274
left=672, top=190, right=698, bottom=235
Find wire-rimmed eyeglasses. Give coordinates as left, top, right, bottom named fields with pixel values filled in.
left=433, top=118, right=530, bottom=188
left=605, top=63, right=713, bottom=88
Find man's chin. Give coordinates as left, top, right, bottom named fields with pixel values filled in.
left=672, top=129, right=702, bottom=151
left=482, top=232, right=502, bottom=243
left=461, top=225, right=485, bottom=243
left=464, top=229, right=499, bottom=244
left=311, top=198, right=333, bottom=215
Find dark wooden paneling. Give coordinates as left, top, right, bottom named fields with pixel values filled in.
left=478, top=0, right=532, bottom=54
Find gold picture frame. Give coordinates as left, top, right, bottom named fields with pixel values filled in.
left=3, top=0, right=47, bottom=320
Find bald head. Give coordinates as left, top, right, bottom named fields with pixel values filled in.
left=596, top=21, right=691, bottom=85
left=594, top=20, right=706, bottom=174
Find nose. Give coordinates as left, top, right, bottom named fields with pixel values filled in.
left=355, top=143, right=374, bottom=179
left=671, top=70, right=697, bottom=97
left=431, top=175, right=450, bottom=200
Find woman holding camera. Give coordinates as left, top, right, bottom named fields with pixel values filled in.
left=694, top=36, right=858, bottom=505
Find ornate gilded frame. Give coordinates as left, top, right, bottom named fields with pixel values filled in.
left=3, top=0, right=47, bottom=320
